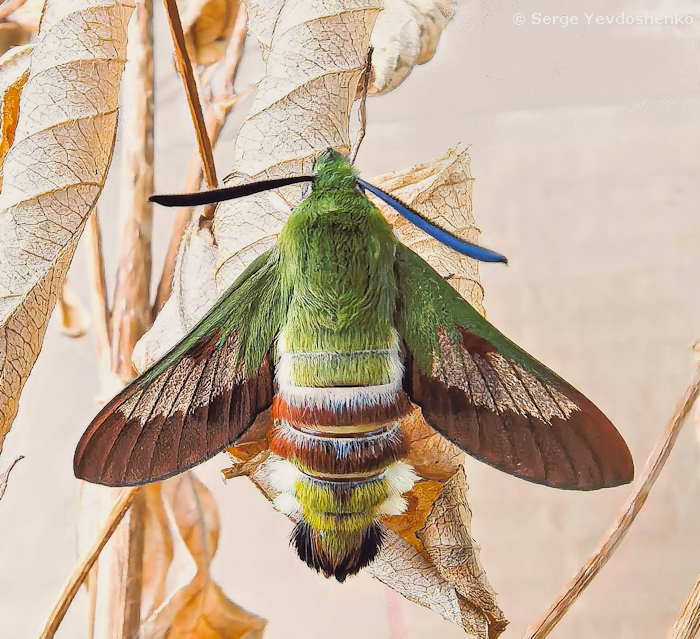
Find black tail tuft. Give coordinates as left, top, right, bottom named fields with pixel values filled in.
left=291, top=520, right=386, bottom=582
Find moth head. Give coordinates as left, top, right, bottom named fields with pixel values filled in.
left=312, top=148, right=357, bottom=191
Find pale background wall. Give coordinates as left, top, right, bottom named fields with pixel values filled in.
left=1, top=0, right=700, bottom=638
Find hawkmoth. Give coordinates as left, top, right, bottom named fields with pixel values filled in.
left=74, top=149, right=634, bottom=581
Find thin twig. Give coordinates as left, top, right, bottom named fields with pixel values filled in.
left=666, top=570, right=700, bottom=639
left=523, top=365, right=700, bottom=639
left=106, top=489, right=146, bottom=638
left=110, top=0, right=155, bottom=382
left=153, top=4, right=250, bottom=315
left=85, top=563, right=98, bottom=639
left=38, top=487, right=139, bottom=639
left=0, top=0, right=27, bottom=21
left=222, top=1, right=247, bottom=96
left=350, top=45, right=373, bottom=164
left=0, top=454, right=23, bottom=501
left=85, top=210, right=111, bottom=366
left=163, top=0, right=218, bottom=192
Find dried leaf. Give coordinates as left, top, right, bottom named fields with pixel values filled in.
left=370, top=147, right=485, bottom=315
left=0, top=453, right=22, bottom=501
left=0, top=0, right=134, bottom=455
left=0, top=44, right=31, bottom=187
left=132, top=223, right=218, bottom=371
left=178, top=0, right=240, bottom=66
left=58, top=277, right=90, bottom=337
left=214, top=0, right=383, bottom=287
left=368, top=0, right=453, bottom=95
left=417, top=468, right=507, bottom=637
left=141, top=484, right=175, bottom=620
left=141, top=473, right=267, bottom=639
left=367, top=521, right=505, bottom=639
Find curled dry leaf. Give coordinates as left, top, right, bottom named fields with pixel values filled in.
left=140, top=473, right=266, bottom=639
left=370, top=147, right=485, bottom=315
left=367, top=0, right=454, bottom=95
left=58, top=277, right=90, bottom=337
left=417, top=468, right=507, bottom=637
left=177, top=0, right=240, bottom=67
left=0, top=43, right=32, bottom=189
left=0, top=0, right=133, bottom=455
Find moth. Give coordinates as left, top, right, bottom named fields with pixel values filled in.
left=74, top=149, right=634, bottom=581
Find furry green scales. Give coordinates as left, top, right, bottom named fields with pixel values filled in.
left=74, top=150, right=634, bottom=581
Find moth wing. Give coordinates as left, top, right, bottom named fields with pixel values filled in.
left=395, top=244, right=634, bottom=490
left=74, top=250, right=283, bottom=487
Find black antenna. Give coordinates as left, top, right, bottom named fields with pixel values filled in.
left=149, top=176, right=313, bottom=207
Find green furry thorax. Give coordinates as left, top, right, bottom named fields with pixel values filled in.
left=278, top=177, right=399, bottom=355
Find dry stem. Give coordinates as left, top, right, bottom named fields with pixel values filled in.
left=85, top=209, right=111, bottom=364
left=523, top=365, right=700, bottom=639
left=153, top=3, right=249, bottom=315
left=0, top=454, right=23, bottom=501
left=110, top=0, right=154, bottom=381
left=38, top=487, right=138, bottom=639
left=667, top=571, right=700, bottom=639
left=86, top=563, right=99, bottom=639
left=163, top=0, right=218, bottom=192
left=106, top=489, right=147, bottom=639
left=350, top=45, right=373, bottom=164
left=99, top=3, right=154, bottom=638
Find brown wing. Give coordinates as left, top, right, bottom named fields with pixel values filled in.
left=404, top=327, right=634, bottom=490
left=74, top=330, right=274, bottom=487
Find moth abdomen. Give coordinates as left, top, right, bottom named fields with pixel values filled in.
left=268, top=329, right=417, bottom=580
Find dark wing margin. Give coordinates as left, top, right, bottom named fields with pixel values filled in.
left=395, top=244, right=634, bottom=490
left=75, top=247, right=285, bottom=487
left=74, top=330, right=274, bottom=486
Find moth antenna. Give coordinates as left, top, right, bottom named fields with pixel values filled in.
left=357, top=179, right=508, bottom=264
left=149, top=176, right=313, bottom=208
left=349, top=45, right=374, bottom=164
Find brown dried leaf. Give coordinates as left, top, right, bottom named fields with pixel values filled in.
left=401, top=404, right=465, bottom=481
left=370, top=147, right=486, bottom=315
left=141, top=473, right=266, bottom=639
left=368, top=0, right=454, bottom=95
left=0, top=44, right=31, bottom=186
left=367, top=527, right=495, bottom=637
left=144, top=580, right=266, bottom=639
left=141, top=484, right=175, bottom=620
left=417, top=468, right=507, bottom=637
left=178, top=0, right=240, bottom=66
left=58, top=277, right=90, bottom=337
left=0, top=0, right=133, bottom=455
